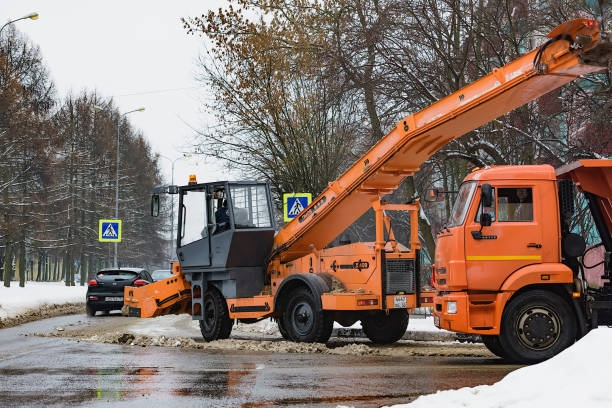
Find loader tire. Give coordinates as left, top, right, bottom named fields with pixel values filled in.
left=361, top=310, right=408, bottom=344
left=499, top=290, right=576, bottom=364
left=199, top=287, right=233, bottom=342
left=276, top=317, right=293, bottom=341
left=282, top=287, right=333, bottom=343
left=481, top=335, right=509, bottom=359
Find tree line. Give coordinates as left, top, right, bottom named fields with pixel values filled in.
left=184, top=0, right=611, bottom=263
left=0, top=26, right=166, bottom=287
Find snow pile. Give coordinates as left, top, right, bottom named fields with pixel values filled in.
left=0, top=282, right=86, bottom=320
left=388, top=327, right=612, bottom=408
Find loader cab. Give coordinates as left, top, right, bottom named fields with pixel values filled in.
left=173, top=180, right=276, bottom=273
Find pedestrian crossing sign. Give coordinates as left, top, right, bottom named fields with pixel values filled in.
left=283, top=193, right=312, bottom=222
left=99, top=219, right=122, bottom=242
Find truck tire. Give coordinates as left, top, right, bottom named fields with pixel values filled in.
left=199, top=287, right=233, bottom=342
left=481, top=335, right=508, bottom=359
left=361, top=310, right=409, bottom=344
left=499, top=290, right=576, bottom=364
left=282, top=287, right=333, bottom=343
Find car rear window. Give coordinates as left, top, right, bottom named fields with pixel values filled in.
left=96, top=271, right=138, bottom=280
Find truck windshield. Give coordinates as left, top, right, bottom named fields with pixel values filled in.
left=448, top=181, right=477, bottom=228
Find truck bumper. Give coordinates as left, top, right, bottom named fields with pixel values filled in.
left=434, top=292, right=504, bottom=335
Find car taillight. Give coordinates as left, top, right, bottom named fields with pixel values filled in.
left=357, top=299, right=378, bottom=306
left=88, top=280, right=98, bottom=287
left=133, top=279, right=147, bottom=286
left=89, top=296, right=99, bottom=301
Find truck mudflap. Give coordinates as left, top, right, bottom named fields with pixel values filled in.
left=124, top=271, right=192, bottom=318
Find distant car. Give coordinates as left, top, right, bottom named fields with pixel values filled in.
left=151, top=269, right=174, bottom=282
left=86, top=268, right=152, bottom=316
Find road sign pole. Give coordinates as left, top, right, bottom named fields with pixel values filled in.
left=115, top=120, right=120, bottom=268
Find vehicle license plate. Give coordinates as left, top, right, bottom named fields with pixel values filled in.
left=106, top=297, right=123, bottom=302
left=393, top=295, right=407, bottom=308
left=434, top=315, right=440, bottom=327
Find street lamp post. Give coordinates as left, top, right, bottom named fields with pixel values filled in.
left=95, top=105, right=145, bottom=268
left=157, top=154, right=186, bottom=261
left=0, top=12, right=39, bottom=38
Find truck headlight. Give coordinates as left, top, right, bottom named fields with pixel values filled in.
left=447, top=301, right=457, bottom=314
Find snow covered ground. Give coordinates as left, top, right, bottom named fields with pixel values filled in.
left=387, top=327, right=612, bottom=408
left=0, top=281, right=86, bottom=319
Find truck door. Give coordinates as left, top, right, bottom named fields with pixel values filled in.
left=464, top=185, right=543, bottom=291
left=176, top=187, right=211, bottom=268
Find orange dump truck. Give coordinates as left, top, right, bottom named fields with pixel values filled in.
left=125, top=19, right=611, bottom=351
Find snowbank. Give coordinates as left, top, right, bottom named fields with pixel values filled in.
left=0, top=281, right=86, bottom=320
left=388, top=327, right=612, bottom=408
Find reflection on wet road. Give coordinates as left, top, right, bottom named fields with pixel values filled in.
left=0, top=315, right=519, bottom=407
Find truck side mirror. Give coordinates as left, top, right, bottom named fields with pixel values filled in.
left=480, top=183, right=492, bottom=208
left=480, top=212, right=492, bottom=227
left=151, top=195, right=160, bottom=217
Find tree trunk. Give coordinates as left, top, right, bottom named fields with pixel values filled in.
left=3, top=242, right=12, bottom=287
left=80, top=253, right=86, bottom=286
left=17, top=241, right=25, bottom=287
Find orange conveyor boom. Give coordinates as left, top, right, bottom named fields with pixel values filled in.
left=273, top=19, right=612, bottom=263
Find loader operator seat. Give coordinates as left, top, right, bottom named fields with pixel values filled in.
left=233, top=207, right=254, bottom=228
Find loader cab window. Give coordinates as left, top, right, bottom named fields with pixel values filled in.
left=180, top=188, right=208, bottom=246
left=448, top=181, right=477, bottom=227
left=498, top=188, right=533, bottom=222
left=229, top=184, right=272, bottom=229
left=212, top=187, right=230, bottom=234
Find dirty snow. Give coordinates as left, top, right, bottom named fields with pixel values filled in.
left=387, top=327, right=612, bottom=408
left=0, top=281, right=86, bottom=320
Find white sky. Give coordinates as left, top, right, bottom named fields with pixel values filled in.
left=2, top=0, right=231, bottom=186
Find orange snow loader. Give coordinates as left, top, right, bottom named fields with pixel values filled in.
left=125, top=19, right=612, bottom=350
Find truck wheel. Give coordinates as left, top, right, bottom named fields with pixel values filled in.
left=481, top=335, right=508, bottom=359
left=282, top=287, right=333, bottom=343
left=199, top=287, right=233, bottom=342
left=362, top=310, right=408, bottom=344
left=499, top=290, right=576, bottom=364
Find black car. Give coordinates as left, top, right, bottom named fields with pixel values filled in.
left=86, top=268, right=152, bottom=316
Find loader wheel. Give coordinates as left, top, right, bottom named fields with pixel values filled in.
left=199, top=287, right=233, bottom=342
left=361, top=310, right=409, bottom=344
left=276, top=317, right=293, bottom=341
left=282, top=287, right=333, bottom=343
left=481, top=335, right=508, bottom=359
left=499, top=290, right=576, bottom=364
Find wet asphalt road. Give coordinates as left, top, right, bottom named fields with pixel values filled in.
left=0, top=315, right=519, bottom=407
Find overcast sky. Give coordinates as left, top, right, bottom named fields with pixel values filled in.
left=2, top=0, right=230, bottom=186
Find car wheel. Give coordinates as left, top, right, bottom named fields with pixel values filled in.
left=86, top=305, right=96, bottom=317
left=199, top=287, right=233, bottom=342
left=282, top=287, right=333, bottom=343
left=361, top=310, right=409, bottom=344
left=499, top=290, right=576, bottom=364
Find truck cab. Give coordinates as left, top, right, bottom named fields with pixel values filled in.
left=434, top=165, right=578, bottom=362
left=434, top=161, right=612, bottom=364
